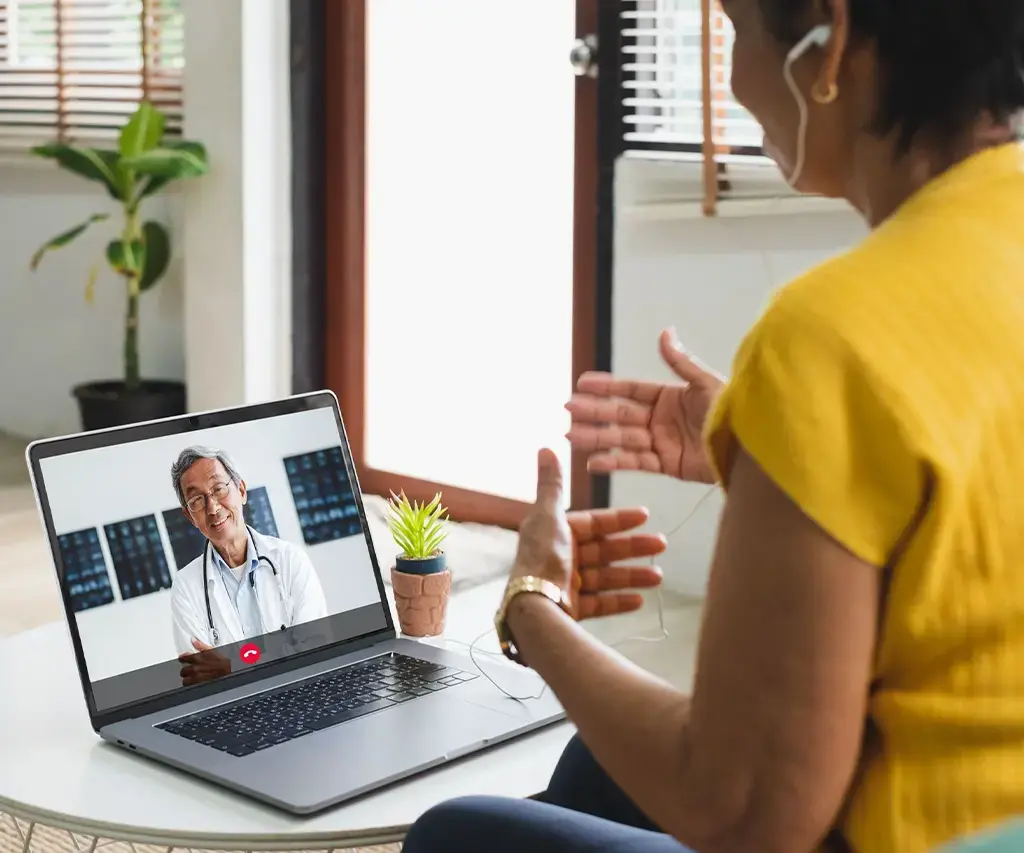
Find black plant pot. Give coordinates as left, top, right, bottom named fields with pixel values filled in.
left=72, top=380, right=187, bottom=432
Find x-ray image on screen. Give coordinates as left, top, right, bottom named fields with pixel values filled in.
left=284, top=446, right=362, bottom=545
left=243, top=486, right=279, bottom=537
left=104, top=515, right=173, bottom=600
left=58, top=527, right=115, bottom=613
left=161, top=508, right=206, bottom=570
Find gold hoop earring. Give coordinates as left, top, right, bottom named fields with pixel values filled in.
left=812, top=81, right=839, bottom=105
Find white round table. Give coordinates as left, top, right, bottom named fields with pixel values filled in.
left=0, top=601, right=575, bottom=851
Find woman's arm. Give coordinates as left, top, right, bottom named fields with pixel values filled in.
left=506, top=448, right=880, bottom=853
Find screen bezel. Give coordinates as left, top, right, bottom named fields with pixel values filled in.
left=26, top=390, right=397, bottom=730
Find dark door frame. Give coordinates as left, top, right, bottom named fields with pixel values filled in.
left=288, top=0, right=617, bottom=518
left=289, top=0, right=327, bottom=395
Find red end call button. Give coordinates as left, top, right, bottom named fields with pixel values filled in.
left=239, top=643, right=261, bottom=665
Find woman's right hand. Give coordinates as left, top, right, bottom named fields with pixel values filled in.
left=566, top=328, right=725, bottom=484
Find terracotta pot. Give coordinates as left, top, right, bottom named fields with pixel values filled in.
left=391, top=565, right=452, bottom=637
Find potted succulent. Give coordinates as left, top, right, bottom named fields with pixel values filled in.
left=386, top=490, right=452, bottom=637
left=28, top=101, right=209, bottom=431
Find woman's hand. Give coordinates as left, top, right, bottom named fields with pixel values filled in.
left=509, top=449, right=666, bottom=620
left=567, top=328, right=725, bottom=484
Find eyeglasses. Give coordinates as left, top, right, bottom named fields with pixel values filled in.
left=185, top=481, right=232, bottom=514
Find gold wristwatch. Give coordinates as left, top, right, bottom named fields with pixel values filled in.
left=494, top=576, right=571, bottom=666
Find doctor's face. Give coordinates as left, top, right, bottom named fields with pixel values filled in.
left=180, top=458, right=248, bottom=545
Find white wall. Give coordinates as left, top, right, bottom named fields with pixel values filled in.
left=611, top=167, right=868, bottom=596
left=39, top=407, right=381, bottom=681
left=181, top=0, right=292, bottom=412
left=0, top=170, right=185, bottom=438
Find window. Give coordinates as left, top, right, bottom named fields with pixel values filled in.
left=321, top=0, right=595, bottom=529
left=618, top=0, right=793, bottom=212
left=0, top=0, right=183, bottom=153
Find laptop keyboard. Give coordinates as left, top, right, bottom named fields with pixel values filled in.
left=157, top=652, right=479, bottom=757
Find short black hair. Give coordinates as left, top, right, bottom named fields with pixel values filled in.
left=759, top=0, right=1024, bottom=153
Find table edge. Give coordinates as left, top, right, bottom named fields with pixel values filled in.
left=0, top=794, right=409, bottom=850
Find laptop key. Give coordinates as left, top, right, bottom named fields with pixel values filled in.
left=307, top=697, right=395, bottom=732
left=418, top=668, right=461, bottom=683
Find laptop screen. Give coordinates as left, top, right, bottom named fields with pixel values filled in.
left=32, top=396, right=391, bottom=716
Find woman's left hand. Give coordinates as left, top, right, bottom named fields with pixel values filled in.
left=509, top=448, right=667, bottom=620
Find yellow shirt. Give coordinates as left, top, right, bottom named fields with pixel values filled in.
left=704, top=143, right=1024, bottom=853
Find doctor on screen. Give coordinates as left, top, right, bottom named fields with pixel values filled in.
left=168, top=445, right=329, bottom=657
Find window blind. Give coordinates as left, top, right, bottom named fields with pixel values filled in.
left=0, top=0, right=183, bottom=153
left=619, top=0, right=791, bottom=213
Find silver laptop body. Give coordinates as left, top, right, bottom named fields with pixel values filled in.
left=26, top=390, right=564, bottom=814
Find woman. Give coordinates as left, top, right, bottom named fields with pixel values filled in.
left=403, top=0, right=1024, bottom=850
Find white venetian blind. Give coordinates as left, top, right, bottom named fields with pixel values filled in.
left=620, top=0, right=789, bottom=212
left=0, top=0, right=183, bottom=153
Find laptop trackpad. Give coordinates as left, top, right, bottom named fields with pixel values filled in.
left=354, top=692, right=513, bottom=758
left=241, top=694, right=513, bottom=804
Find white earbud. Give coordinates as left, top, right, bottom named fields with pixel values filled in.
left=782, top=24, right=833, bottom=188
left=786, top=24, right=832, bottom=63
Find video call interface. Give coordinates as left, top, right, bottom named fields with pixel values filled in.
left=41, top=406, right=391, bottom=715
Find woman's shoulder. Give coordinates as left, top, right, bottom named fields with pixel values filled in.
left=738, top=249, right=894, bottom=390
left=746, top=231, right=945, bottom=405
left=708, top=245, right=931, bottom=566
left=758, top=237, right=904, bottom=337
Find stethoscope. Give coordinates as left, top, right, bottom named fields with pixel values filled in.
left=203, top=524, right=290, bottom=645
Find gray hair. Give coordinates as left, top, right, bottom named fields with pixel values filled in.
left=171, top=445, right=243, bottom=508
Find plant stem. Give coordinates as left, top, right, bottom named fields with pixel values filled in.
left=123, top=209, right=141, bottom=393
left=125, top=287, right=140, bottom=392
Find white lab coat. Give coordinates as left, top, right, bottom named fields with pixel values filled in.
left=169, top=528, right=329, bottom=655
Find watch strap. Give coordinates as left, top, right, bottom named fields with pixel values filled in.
left=494, top=575, right=571, bottom=666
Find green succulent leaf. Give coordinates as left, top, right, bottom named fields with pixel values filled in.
left=30, top=214, right=110, bottom=270
left=138, top=220, right=170, bottom=291
left=30, top=144, right=126, bottom=201
left=385, top=490, right=449, bottom=559
left=119, top=101, right=165, bottom=159
left=107, top=238, right=145, bottom=278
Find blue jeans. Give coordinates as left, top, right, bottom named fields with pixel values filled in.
left=401, top=734, right=692, bottom=852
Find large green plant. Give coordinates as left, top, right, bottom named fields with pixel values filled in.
left=28, top=102, right=209, bottom=393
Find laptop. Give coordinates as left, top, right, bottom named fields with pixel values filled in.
left=25, top=390, right=565, bottom=814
